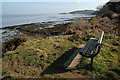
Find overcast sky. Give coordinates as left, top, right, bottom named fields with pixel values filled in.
left=2, top=0, right=109, bottom=15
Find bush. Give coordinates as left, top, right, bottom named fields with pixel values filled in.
left=2, top=37, right=26, bottom=53
left=68, top=35, right=81, bottom=42
left=81, top=35, right=95, bottom=41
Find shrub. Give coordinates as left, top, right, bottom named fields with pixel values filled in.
left=68, top=35, right=81, bottom=42
left=2, top=37, right=26, bottom=53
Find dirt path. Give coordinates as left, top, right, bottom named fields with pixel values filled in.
left=42, top=44, right=91, bottom=78
left=58, top=72, right=90, bottom=78
left=59, top=44, right=92, bottom=78
left=64, top=45, right=84, bottom=68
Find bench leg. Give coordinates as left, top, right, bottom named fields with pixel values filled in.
left=89, top=58, right=94, bottom=70
left=90, top=58, right=93, bottom=66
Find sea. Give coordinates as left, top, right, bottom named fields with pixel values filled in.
left=0, top=13, right=95, bottom=42
left=1, top=13, right=95, bottom=28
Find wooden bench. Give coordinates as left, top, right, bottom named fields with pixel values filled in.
left=79, top=31, right=104, bottom=65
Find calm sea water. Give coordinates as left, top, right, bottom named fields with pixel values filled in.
left=2, top=13, right=95, bottom=28
left=1, top=13, right=95, bottom=41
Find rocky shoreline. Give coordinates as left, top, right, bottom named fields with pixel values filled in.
left=1, top=17, right=92, bottom=42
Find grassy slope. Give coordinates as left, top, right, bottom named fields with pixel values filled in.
left=73, top=34, right=120, bottom=78
left=2, top=17, right=120, bottom=78
left=2, top=35, right=78, bottom=78
left=67, top=17, right=120, bottom=78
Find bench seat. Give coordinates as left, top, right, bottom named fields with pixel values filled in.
left=80, top=38, right=98, bottom=54
left=79, top=31, right=104, bottom=58
left=80, top=38, right=100, bottom=58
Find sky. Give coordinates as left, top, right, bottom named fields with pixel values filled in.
left=2, top=0, right=109, bottom=15
left=1, top=0, right=109, bottom=2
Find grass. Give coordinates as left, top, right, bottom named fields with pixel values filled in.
left=2, top=36, right=27, bottom=53
left=73, top=34, right=120, bottom=78
left=2, top=35, right=78, bottom=78
left=2, top=15, right=120, bottom=79
left=3, top=32, right=120, bottom=78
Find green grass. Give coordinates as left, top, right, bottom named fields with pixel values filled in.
left=2, top=37, right=26, bottom=53
left=73, top=34, right=120, bottom=78
left=2, top=35, right=78, bottom=78
left=2, top=33, right=120, bottom=78
left=2, top=15, right=120, bottom=79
